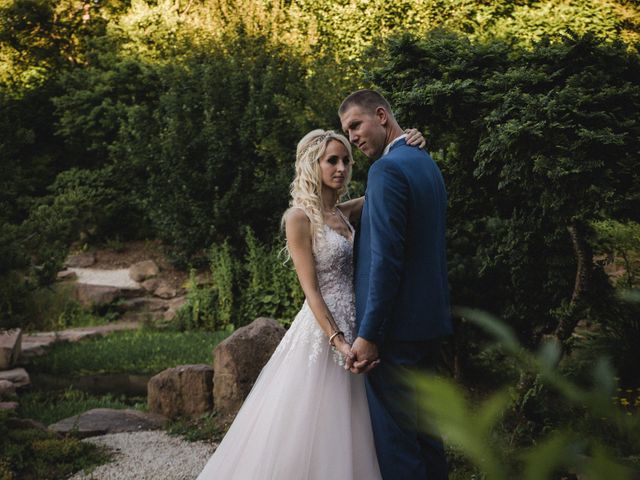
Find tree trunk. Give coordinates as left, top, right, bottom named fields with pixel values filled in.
left=554, top=221, right=593, bottom=344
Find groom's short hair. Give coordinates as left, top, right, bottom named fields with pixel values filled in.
left=339, top=89, right=394, bottom=117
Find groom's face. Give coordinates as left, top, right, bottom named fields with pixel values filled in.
left=340, top=106, right=386, bottom=160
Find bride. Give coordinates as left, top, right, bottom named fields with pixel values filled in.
left=197, top=128, right=424, bottom=479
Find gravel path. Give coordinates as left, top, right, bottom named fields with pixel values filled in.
left=68, top=268, right=141, bottom=289
left=68, top=431, right=217, bottom=480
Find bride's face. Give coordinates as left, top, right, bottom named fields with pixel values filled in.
left=319, top=140, right=351, bottom=192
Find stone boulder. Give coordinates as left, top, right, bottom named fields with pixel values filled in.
left=0, top=329, right=22, bottom=370
left=74, top=284, right=121, bottom=308
left=0, top=368, right=30, bottom=388
left=0, top=379, right=16, bottom=398
left=148, top=364, right=213, bottom=419
left=162, top=296, right=187, bottom=322
left=141, top=278, right=160, bottom=292
left=213, top=317, right=285, bottom=417
left=0, top=401, right=18, bottom=412
left=154, top=282, right=177, bottom=299
left=64, top=252, right=96, bottom=268
left=56, top=269, right=78, bottom=281
left=48, top=408, right=167, bottom=438
left=129, top=260, right=159, bottom=282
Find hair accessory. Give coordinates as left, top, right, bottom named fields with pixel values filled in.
left=299, top=132, right=333, bottom=159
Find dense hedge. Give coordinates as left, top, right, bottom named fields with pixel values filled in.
left=1, top=0, right=639, bottom=331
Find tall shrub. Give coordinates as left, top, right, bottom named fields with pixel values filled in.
left=371, top=31, right=640, bottom=353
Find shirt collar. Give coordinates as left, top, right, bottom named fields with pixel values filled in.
left=383, top=133, right=407, bottom=156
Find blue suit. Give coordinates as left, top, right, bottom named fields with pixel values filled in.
left=355, top=138, right=452, bottom=479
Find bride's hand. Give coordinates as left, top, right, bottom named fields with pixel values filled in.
left=332, top=336, right=354, bottom=368
left=405, top=128, right=427, bottom=149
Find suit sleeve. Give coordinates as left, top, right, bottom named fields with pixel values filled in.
left=358, top=159, right=408, bottom=344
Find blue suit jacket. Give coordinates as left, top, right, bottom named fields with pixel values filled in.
left=355, top=138, right=453, bottom=345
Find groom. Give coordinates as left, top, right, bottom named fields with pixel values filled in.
left=339, top=90, right=453, bottom=479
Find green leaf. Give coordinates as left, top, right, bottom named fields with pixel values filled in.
left=476, top=390, right=510, bottom=434
left=521, top=431, right=581, bottom=480
left=592, top=357, right=616, bottom=400
left=454, top=307, right=519, bottom=351
left=537, top=338, right=561, bottom=372
left=580, top=445, right=633, bottom=480
left=619, top=289, right=640, bottom=303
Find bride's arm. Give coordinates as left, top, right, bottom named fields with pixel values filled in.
left=337, top=197, right=364, bottom=224
left=285, top=209, right=352, bottom=359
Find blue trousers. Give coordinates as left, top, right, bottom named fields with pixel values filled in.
left=365, top=340, right=448, bottom=479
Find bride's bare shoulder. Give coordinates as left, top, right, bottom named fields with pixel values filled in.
left=284, top=207, right=311, bottom=231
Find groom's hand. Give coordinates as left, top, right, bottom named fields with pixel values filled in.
left=349, top=337, right=379, bottom=374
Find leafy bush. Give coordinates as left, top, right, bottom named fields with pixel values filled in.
left=174, top=270, right=226, bottom=332
left=417, top=308, right=640, bottom=479
left=372, top=31, right=640, bottom=355
left=0, top=410, right=110, bottom=480
left=175, top=228, right=304, bottom=330
left=593, top=220, right=640, bottom=288
left=238, top=228, right=304, bottom=327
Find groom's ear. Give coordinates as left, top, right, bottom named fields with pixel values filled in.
left=375, top=106, right=389, bottom=126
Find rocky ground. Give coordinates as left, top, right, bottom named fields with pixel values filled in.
left=1, top=241, right=285, bottom=479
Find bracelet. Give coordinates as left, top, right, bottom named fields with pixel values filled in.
left=328, top=331, right=344, bottom=346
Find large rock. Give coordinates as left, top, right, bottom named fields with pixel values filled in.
left=0, top=401, right=18, bottom=412
left=213, top=317, right=285, bottom=417
left=154, top=282, right=177, bottom=299
left=48, top=408, right=167, bottom=438
left=0, top=368, right=30, bottom=388
left=162, top=296, right=187, bottom=322
left=0, top=329, right=22, bottom=369
left=148, top=364, right=213, bottom=419
left=129, top=260, right=159, bottom=282
left=56, top=269, right=78, bottom=281
left=64, top=252, right=96, bottom=268
left=74, top=284, right=121, bottom=308
left=0, top=379, right=16, bottom=398
left=141, top=278, right=160, bottom=292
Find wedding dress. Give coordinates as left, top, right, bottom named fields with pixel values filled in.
left=197, top=209, right=381, bottom=479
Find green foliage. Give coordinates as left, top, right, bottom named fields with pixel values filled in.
left=174, top=269, right=230, bottom=332
left=167, top=411, right=225, bottom=444
left=210, top=242, right=239, bottom=329
left=0, top=410, right=110, bottom=480
left=239, top=228, right=304, bottom=327
left=593, top=220, right=640, bottom=288
left=416, top=308, right=640, bottom=479
left=372, top=31, right=640, bottom=348
left=177, top=229, right=304, bottom=329
left=18, top=387, right=145, bottom=426
left=572, top=298, right=640, bottom=386
left=27, top=329, right=230, bottom=375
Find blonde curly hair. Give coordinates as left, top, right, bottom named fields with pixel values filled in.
left=282, top=129, right=353, bottom=246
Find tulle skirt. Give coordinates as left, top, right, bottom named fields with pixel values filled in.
left=197, top=307, right=381, bottom=479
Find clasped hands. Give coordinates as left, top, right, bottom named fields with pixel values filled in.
left=334, top=336, right=380, bottom=374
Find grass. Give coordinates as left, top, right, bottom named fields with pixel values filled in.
left=18, top=387, right=147, bottom=426
left=0, top=411, right=112, bottom=480
left=166, top=411, right=227, bottom=443
left=27, top=328, right=231, bottom=375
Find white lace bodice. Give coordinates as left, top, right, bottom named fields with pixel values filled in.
left=275, top=210, right=356, bottom=365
